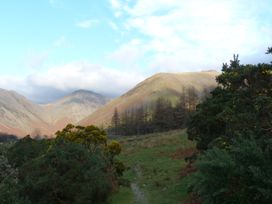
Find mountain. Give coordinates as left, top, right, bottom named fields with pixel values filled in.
left=79, top=71, right=219, bottom=127
left=43, top=90, right=109, bottom=133
left=0, top=89, right=109, bottom=137
left=0, top=71, right=219, bottom=137
left=0, top=88, right=50, bottom=136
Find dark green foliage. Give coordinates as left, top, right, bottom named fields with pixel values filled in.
left=0, top=148, right=17, bottom=184
left=7, top=136, right=50, bottom=168
left=173, top=93, right=187, bottom=129
left=55, top=124, right=123, bottom=173
left=187, top=87, right=230, bottom=150
left=111, top=108, right=121, bottom=135
left=189, top=137, right=272, bottom=204
left=1, top=125, right=123, bottom=203
left=188, top=54, right=272, bottom=150
left=153, top=98, right=174, bottom=132
left=187, top=86, right=198, bottom=111
left=119, top=105, right=153, bottom=136
left=0, top=133, right=18, bottom=143
left=109, top=87, right=206, bottom=136
left=266, top=47, right=272, bottom=55
left=0, top=143, right=24, bottom=204
left=18, top=140, right=111, bottom=204
left=187, top=49, right=272, bottom=203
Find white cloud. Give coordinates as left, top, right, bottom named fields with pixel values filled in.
left=76, top=19, right=99, bottom=29
left=109, top=0, right=272, bottom=72
left=109, top=0, right=123, bottom=17
left=109, top=39, right=146, bottom=65
left=0, top=76, right=25, bottom=91
left=109, top=0, right=121, bottom=10
left=0, top=61, right=146, bottom=102
left=26, top=61, right=145, bottom=96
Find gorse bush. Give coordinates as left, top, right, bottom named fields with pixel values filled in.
left=8, top=136, right=50, bottom=168
left=189, top=137, right=272, bottom=204
left=0, top=124, right=123, bottom=204
left=187, top=48, right=272, bottom=203
left=19, top=140, right=111, bottom=204
left=188, top=52, right=272, bottom=150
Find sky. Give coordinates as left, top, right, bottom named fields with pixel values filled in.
left=0, top=0, right=272, bottom=103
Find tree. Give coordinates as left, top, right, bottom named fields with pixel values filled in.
left=55, top=124, right=107, bottom=152
left=55, top=124, right=123, bottom=174
left=187, top=86, right=198, bottom=112
left=19, top=140, right=111, bottom=204
left=266, top=47, right=272, bottom=63
left=3, top=125, right=124, bottom=203
left=187, top=53, right=272, bottom=150
left=266, top=47, right=272, bottom=55
left=7, top=136, right=50, bottom=168
left=173, top=90, right=187, bottom=129
left=0, top=144, right=22, bottom=204
left=153, top=97, right=174, bottom=132
left=0, top=133, right=17, bottom=143
left=111, top=108, right=121, bottom=135
left=187, top=48, right=272, bottom=203
left=189, top=137, right=272, bottom=204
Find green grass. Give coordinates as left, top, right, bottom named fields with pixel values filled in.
left=109, top=129, right=195, bottom=204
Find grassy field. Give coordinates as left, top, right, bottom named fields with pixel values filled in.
left=109, top=129, right=195, bottom=204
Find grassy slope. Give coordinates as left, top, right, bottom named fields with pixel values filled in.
left=109, top=129, right=195, bottom=204
left=80, top=71, right=218, bottom=127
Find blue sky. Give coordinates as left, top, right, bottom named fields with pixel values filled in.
left=0, top=0, right=272, bottom=103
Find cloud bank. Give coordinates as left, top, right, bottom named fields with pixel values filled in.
left=0, top=62, right=145, bottom=103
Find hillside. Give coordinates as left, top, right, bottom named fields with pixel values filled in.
left=80, top=71, right=219, bottom=127
left=43, top=90, right=109, bottom=133
left=0, top=71, right=218, bottom=137
left=109, top=129, right=195, bottom=204
left=0, top=88, right=50, bottom=136
left=0, top=89, right=109, bottom=137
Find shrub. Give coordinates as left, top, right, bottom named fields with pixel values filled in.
left=189, top=137, right=272, bottom=204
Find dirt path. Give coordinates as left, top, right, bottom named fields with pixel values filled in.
left=131, top=182, right=149, bottom=204
left=131, top=165, right=149, bottom=204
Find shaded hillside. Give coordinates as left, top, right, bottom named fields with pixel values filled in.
left=43, top=90, right=109, bottom=133
left=80, top=71, right=219, bottom=127
left=0, top=88, right=50, bottom=136
left=0, top=89, right=109, bottom=137
left=0, top=71, right=218, bottom=137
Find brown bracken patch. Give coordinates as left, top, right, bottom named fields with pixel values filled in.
left=180, top=162, right=197, bottom=178
left=171, top=147, right=196, bottom=160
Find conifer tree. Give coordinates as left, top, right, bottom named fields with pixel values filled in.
left=111, top=108, right=120, bottom=135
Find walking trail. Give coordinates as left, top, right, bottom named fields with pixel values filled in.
left=130, top=164, right=149, bottom=204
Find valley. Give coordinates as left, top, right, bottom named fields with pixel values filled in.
left=0, top=71, right=218, bottom=137
left=0, top=89, right=109, bottom=137
left=1, top=1, right=271, bottom=203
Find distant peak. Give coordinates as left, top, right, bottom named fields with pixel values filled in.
left=72, top=89, right=98, bottom=95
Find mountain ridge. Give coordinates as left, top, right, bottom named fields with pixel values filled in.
left=0, top=71, right=219, bottom=137
left=79, top=71, right=219, bottom=127
left=0, top=89, right=109, bottom=137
